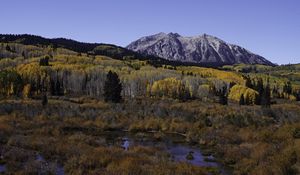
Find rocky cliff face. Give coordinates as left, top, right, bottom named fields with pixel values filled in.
left=127, top=33, right=273, bottom=65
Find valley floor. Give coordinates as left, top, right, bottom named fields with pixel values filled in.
left=0, top=97, right=300, bottom=175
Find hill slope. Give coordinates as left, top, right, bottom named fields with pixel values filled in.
left=127, top=32, right=274, bottom=66
left=0, top=34, right=142, bottom=60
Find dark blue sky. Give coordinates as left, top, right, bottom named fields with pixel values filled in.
left=1, top=0, right=299, bottom=64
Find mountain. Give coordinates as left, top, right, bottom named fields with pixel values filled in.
left=127, top=32, right=274, bottom=66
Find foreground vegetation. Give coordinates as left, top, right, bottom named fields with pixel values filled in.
left=0, top=97, right=300, bottom=174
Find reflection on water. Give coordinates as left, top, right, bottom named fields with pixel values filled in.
left=122, top=137, right=130, bottom=151
left=36, top=154, right=44, bottom=161
left=56, top=165, right=64, bottom=175
left=36, top=154, right=64, bottom=175
left=0, top=164, right=6, bottom=173
left=167, top=145, right=219, bottom=167
left=1, top=132, right=230, bottom=174
left=104, top=132, right=230, bottom=174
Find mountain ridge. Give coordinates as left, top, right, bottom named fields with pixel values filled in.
left=127, top=32, right=274, bottom=66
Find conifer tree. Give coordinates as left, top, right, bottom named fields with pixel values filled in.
left=103, top=71, right=122, bottom=103
left=22, top=51, right=26, bottom=59
left=239, top=94, right=245, bottom=105
left=254, top=78, right=264, bottom=105
left=218, top=86, right=228, bottom=105
left=42, top=94, right=48, bottom=107
left=244, top=75, right=253, bottom=88
left=261, top=80, right=271, bottom=108
left=39, top=55, right=50, bottom=66
left=5, top=45, right=11, bottom=52
left=294, top=90, right=300, bottom=101
left=283, top=81, right=292, bottom=95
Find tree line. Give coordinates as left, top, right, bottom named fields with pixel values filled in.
left=0, top=56, right=299, bottom=106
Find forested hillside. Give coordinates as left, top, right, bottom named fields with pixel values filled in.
left=0, top=40, right=299, bottom=103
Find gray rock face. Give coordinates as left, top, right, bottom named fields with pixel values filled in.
left=127, top=33, right=273, bottom=65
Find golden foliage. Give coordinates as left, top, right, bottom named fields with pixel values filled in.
left=228, top=85, right=258, bottom=104
left=177, top=66, right=245, bottom=84
left=22, top=84, right=31, bottom=98
left=150, top=77, right=188, bottom=98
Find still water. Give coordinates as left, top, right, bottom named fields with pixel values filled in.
left=105, top=132, right=231, bottom=175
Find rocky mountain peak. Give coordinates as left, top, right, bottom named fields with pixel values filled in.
left=127, top=33, right=274, bottom=66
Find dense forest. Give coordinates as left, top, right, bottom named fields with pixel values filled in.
left=0, top=37, right=300, bottom=175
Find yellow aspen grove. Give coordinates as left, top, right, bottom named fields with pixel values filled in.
left=228, top=85, right=258, bottom=104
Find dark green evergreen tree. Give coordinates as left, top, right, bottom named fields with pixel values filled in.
left=294, top=90, right=300, bottom=101
left=5, top=45, right=11, bottom=52
left=42, top=94, right=48, bottom=107
left=261, top=80, right=271, bottom=108
left=103, top=71, right=122, bottom=103
left=239, top=94, right=245, bottom=105
left=283, top=81, right=292, bottom=95
left=254, top=78, right=264, bottom=105
left=218, top=86, right=228, bottom=105
left=39, top=55, right=50, bottom=66
left=244, top=75, right=253, bottom=88
left=50, top=77, right=63, bottom=96
left=22, top=51, right=27, bottom=59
